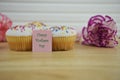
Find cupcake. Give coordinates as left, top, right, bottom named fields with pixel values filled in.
left=6, top=23, right=48, bottom=51
left=6, top=25, right=32, bottom=51
left=50, top=26, right=77, bottom=51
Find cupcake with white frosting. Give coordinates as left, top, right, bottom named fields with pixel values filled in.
left=50, top=26, right=77, bottom=51
left=6, top=21, right=48, bottom=51
left=6, top=25, right=33, bottom=51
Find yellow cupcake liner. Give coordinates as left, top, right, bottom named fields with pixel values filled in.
left=6, top=36, right=32, bottom=51
left=52, top=36, right=76, bottom=51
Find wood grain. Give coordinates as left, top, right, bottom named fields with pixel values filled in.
left=0, top=41, right=120, bottom=80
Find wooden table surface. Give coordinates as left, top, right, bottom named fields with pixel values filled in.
left=0, top=40, right=120, bottom=80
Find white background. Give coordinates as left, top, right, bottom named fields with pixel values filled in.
left=0, top=0, right=120, bottom=34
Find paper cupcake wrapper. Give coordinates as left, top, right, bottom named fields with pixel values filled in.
left=6, top=36, right=32, bottom=51
left=52, top=36, right=76, bottom=51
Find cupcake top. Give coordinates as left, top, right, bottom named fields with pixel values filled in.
left=6, top=24, right=49, bottom=36
left=6, top=25, right=32, bottom=36
left=6, top=21, right=47, bottom=36
left=49, top=26, right=76, bottom=37
left=25, top=21, right=46, bottom=29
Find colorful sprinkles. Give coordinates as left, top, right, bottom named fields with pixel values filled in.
left=10, top=25, right=26, bottom=32
left=49, top=26, right=76, bottom=36
left=25, top=21, right=46, bottom=29
left=8, top=23, right=76, bottom=37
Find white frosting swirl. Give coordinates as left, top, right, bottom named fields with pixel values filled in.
left=6, top=25, right=32, bottom=36
left=6, top=25, right=48, bottom=36
left=49, top=26, right=76, bottom=37
left=6, top=25, right=76, bottom=37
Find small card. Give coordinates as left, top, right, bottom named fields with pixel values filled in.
left=32, top=30, right=52, bottom=52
